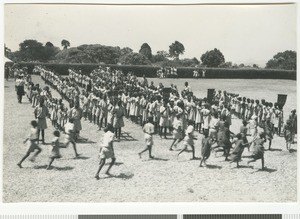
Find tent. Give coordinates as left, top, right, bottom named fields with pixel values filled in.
left=4, top=57, right=13, bottom=63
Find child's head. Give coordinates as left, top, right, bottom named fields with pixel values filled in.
left=259, top=132, right=265, bottom=139
left=236, top=133, right=242, bottom=140
left=104, top=124, right=114, bottom=133
left=203, top=130, right=209, bottom=138
left=53, top=130, right=60, bottom=137
left=69, top=118, right=74, bottom=123
left=147, top=117, right=153, bottom=124
left=188, top=120, right=194, bottom=126
left=242, top=120, right=248, bottom=126
left=31, top=120, right=38, bottom=128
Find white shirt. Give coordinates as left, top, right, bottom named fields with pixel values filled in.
left=64, top=122, right=75, bottom=135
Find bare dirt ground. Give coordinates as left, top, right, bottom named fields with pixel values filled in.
left=3, top=76, right=297, bottom=202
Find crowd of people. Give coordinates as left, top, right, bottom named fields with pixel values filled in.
left=156, top=67, right=178, bottom=78
left=11, top=64, right=297, bottom=179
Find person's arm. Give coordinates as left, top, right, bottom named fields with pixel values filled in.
left=23, top=137, right=29, bottom=144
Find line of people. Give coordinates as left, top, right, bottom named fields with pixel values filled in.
left=12, top=64, right=297, bottom=179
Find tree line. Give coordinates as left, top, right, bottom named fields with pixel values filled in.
left=4, top=39, right=296, bottom=70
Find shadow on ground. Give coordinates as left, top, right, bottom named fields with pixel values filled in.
left=34, top=165, right=74, bottom=171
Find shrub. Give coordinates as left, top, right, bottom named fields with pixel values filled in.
left=17, top=62, right=296, bottom=80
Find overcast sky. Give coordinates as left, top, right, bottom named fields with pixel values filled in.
left=4, top=4, right=297, bottom=67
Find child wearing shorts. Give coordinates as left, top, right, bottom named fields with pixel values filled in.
left=95, top=125, right=116, bottom=180
left=139, top=117, right=155, bottom=159
left=17, top=120, right=42, bottom=168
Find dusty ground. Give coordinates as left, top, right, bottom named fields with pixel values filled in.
left=2, top=76, right=297, bottom=202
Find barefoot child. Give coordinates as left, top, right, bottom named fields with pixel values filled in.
left=47, top=130, right=61, bottom=169
left=283, top=119, right=293, bottom=151
left=17, top=120, right=42, bottom=168
left=199, top=130, right=212, bottom=167
left=95, top=125, right=116, bottom=180
left=229, top=133, right=250, bottom=168
left=178, top=120, right=197, bottom=160
left=169, top=114, right=183, bottom=150
left=247, top=132, right=266, bottom=170
left=138, top=117, right=155, bottom=159
left=262, top=118, right=273, bottom=150
left=64, top=118, right=79, bottom=158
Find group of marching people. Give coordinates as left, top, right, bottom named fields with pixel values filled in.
left=13, top=64, right=297, bottom=178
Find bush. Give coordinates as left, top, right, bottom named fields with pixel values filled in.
left=17, top=62, right=296, bottom=80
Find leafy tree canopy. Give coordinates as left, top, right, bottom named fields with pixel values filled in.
left=266, top=50, right=296, bottom=70
left=139, top=43, right=152, bottom=60
left=169, top=41, right=185, bottom=59
left=200, top=48, right=225, bottom=67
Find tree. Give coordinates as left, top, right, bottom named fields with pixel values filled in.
left=139, top=43, right=152, bottom=60
left=219, top=61, right=233, bottom=68
left=45, top=42, right=54, bottom=47
left=18, top=39, right=46, bottom=61
left=200, top=48, right=225, bottom=67
left=121, top=47, right=133, bottom=56
left=169, top=41, right=185, bottom=59
left=118, top=52, right=151, bottom=65
left=266, top=50, right=296, bottom=70
left=152, top=50, right=169, bottom=63
left=61, top=39, right=70, bottom=49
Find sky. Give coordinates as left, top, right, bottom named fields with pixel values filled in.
left=4, top=3, right=297, bottom=67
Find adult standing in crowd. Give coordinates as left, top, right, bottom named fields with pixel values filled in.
left=289, top=109, right=297, bottom=143
left=34, top=98, right=49, bottom=144
left=113, top=100, right=125, bottom=141
left=69, top=100, right=83, bottom=141
left=15, top=75, right=25, bottom=103
left=5, top=65, right=10, bottom=81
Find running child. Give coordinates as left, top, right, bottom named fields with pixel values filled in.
left=247, top=132, right=266, bottom=170
left=64, top=118, right=79, bottom=158
left=139, top=117, right=155, bottom=159
left=17, top=120, right=42, bottom=168
left=95, top=125, right=116, bottom=180
left=47, top=130, right=62, bottom=169
left=170, top=114, right=183, bottom=150
left=178, top=120, right=197, bottom=160
left=199, top=130, right=212, bottom=167
left=229, top=133, right=251, bottom=168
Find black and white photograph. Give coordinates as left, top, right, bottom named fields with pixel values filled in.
left=3, top=3, right=297, bottom=202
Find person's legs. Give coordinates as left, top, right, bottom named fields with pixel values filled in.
left=47, top=157, right=55, bottom=169
left=224, top=147, right=230, bottom=161
left=261, top=156, right=265, bottom=170
left=170, top=139, right=177, bottom=150
left=191, top=145, right=196, bottom=159
left=17, top=152, right=31, bottom=167
left=37, top=129, right=41, bottom=142
left=106, top=158, right=116, bottom=174
left=118, top=128, right=121, bottom=139
left=178, top=145, right=187, bottom=156
left=33, top=146, right=42, bottom=157
left=138, top=146, right=149, bottom=158
left=71, top=141, right=79, bottom=157
left=148, top=145, right=153, bottom=158
left=199, top=158, right=204, bottom=167
left=99, top=117, right=103, bottom=130
left=95, top=159, right=106, bottom=180
left=268, top=139, right=272, bottom=150
left=41, top=130, right=45, bottom=144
